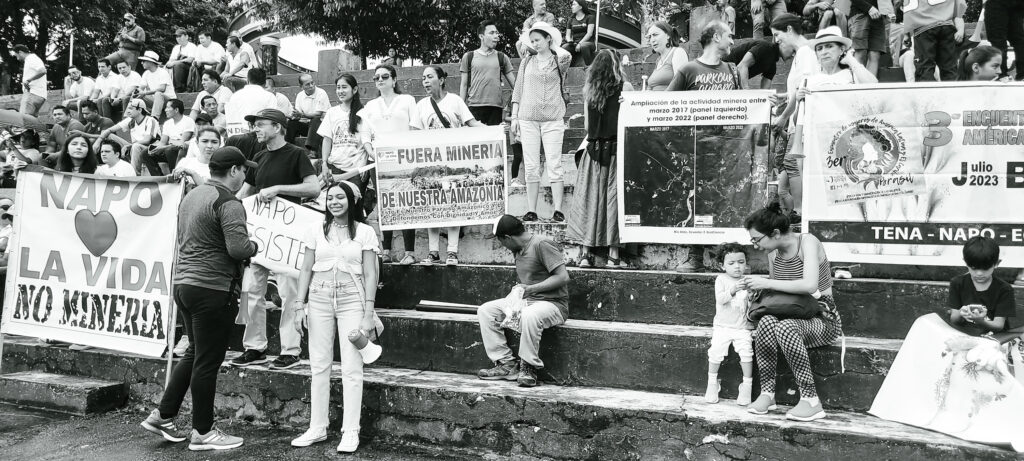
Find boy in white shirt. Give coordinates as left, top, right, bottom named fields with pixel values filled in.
left=706, top=243, right=755, bottom=405
left=95, top=139, right=137, bottom=177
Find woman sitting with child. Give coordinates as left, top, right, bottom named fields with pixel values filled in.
left=870, top=236, right=1024, bottom=452
left=743, top=202, right=843, bottom=421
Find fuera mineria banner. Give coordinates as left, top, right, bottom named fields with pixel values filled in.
left=802, top=82, right=1024, bottom=266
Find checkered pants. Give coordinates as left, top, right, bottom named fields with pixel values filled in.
left=753, top=296, right=842, bottom=398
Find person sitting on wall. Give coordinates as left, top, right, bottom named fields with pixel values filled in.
left=477, top=214, right=569, bottom=388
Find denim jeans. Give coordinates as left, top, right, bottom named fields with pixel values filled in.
left=306, top=276, right=366, bottom=433
left=159, top=285, right=238, bottom=434
left=477, top=298, right=565, bottom=368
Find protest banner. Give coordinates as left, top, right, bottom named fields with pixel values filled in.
left=374, top=126, right=507, bottom=231
left=802, top=83, right=1024, bottom=266
left=616, top=90, right=774, bottom=245
left=0, top=169, right=184, bottom=358
left=242, top=196, right=324, bottom=278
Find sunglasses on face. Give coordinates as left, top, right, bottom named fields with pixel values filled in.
left=372, top=74, right=391, bottom=82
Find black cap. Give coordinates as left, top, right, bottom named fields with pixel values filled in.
left=491, top=214, right=525, bottom=239
left=208, top=147, right=258, bottom=170
left=195, top=113, right=214, bottom=125
left=244, top=108, right=288, bottom=127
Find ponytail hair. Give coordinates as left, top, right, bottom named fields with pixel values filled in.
left=650, top=21, right=680, bottom=48
left=744, top=201, right=791, bottom=236
left=957, top=45, right=1001, bottom=81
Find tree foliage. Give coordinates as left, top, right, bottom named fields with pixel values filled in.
left=2, top=0, right=238, bottom=94
left=239, top=0, right=569, bottom=65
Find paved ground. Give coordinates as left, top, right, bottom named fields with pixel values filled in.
left=0, top=404, right=492, bottom=461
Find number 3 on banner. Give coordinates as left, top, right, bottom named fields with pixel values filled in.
left=903, top=0, right=948, bottom=11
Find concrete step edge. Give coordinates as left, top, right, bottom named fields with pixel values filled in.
left=377, top=309, right=903, bottom=352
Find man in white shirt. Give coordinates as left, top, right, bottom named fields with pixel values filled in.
left=90, top=58, right=124, bottom=120
left=62, top=65, right=95, bottom=117
left=95, top=98, right=160, bottom=175
left=264, top=77, right=294, bottom=114
left=189, top=70, right=232, bottom=120
left=165, top=28, right=197, bottom=93
left=287, top=74, right=330, bottom=152
left=138, top=51, right=176, bottom=120
left=13, top=44, right=47, bottom=117
left=145, top=98, right=194, bottom=175
left=221, top=36, right=255, bottom=91
left=192, top=31, right=227, bottom=75
left=95, top=139, right=138, bottom=177
left=224, top=68, right=279, bottom=137
left=113, top=61, right=143, bottom=119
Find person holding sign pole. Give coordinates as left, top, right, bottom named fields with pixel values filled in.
left=233, top=108, right=320, bottom=369
left=359, top=64, right=422, bottom=265
left=141, top=146, right=258, bottom=451
left=290, top=180, right=381, bottom=453
left=417, top=65, right=484, bottom=266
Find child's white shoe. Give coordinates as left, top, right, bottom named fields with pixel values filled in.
left=737, top=382, right=752, bottom=406
left=704, top=380, right=721, bottom=404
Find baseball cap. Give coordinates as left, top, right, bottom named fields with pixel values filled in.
left=126, top=98, right=149, bottom=114
left=208, top=147, right=258, bottom=170
left=195, top=113, right=214, bottom=125
left=491, top=214, right=525, bottom=239
left=244, top=108, right=288, bottom=126
left=124, top=13, right=135, bottom=20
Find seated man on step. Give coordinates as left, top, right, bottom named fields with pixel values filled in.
left=477, top=214, right=569, bottom=387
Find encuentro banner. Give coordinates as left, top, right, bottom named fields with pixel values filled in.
left=802, top=82, right=1024, bottom=266
left=374, top=126, right=507, bottom=231
left=1, top=169, right=184, bottom=357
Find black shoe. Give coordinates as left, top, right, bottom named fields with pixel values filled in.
left=517, top=360, right=539, bottom=387
left=269, top=354, right=300, bottom=370
left=230, top=349, right=268, bottom=367
left=551, top=211, right=565, bottom=223
left=522, top=211, right=539, bottom=222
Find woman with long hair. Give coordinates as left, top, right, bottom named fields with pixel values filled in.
left=743, top=202, right=843, bottom=421
left=417, top=65, right=484, bottom=265
left=359, top=64, right=421, bottom=264
left=318, top=74, right=371, bottom=191
left=563, top=0, right=597, bottom=66
left=645, top=21, right=688, bottom=91
left=567, top=50, right=633, bottom=268
left=957, top=45, right=1003, bottom=81
left=511, top=22, right=573, bottom=223
left=290, top=180, right=381, bottom=453
left=55, top=134, right=100, bottom=174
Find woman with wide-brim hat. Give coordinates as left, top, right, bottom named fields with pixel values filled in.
left=510, top=21, right=573, bottom=223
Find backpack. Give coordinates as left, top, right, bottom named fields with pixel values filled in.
left=463, top=50, right=510, bottom=88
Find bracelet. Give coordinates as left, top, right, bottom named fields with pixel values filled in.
left=365, top=299, right=375, bottom=303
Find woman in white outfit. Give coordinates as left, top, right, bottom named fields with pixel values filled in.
left=291, top=180, right=381, bottom=453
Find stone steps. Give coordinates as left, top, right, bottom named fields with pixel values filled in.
left=375, top=310, right=897, bottom=412
left=377, top=265, right=1023, bottom=340
left=1, top=338, right=1017, bottom=460
left=0, top=371, right=127, bottom=415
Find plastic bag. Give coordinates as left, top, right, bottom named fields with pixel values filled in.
left=499, top=286, right=526, bottom=333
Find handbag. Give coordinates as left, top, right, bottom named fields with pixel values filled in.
left=341, top=248, right=385, bottom=341
left=746, top=289, right=821, bottom=322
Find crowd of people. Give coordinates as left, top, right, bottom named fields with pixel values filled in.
left=1, top=0, right=1023, bottom=454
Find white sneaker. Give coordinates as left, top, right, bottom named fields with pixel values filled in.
left=172, top=336, right=190, bottom=357
left=337, top=430, right=359, bottom=453
left=291, top=427, right=328, bottom=447
left=737, top=382, right=753, bottom=406
left=704, top=379, right=721, bottom=404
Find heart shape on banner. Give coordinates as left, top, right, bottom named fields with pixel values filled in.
left=74, top=209, right=119, bottom=257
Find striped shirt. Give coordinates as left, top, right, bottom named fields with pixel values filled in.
left=771, top=234, right=832, bottom=294
left=511, top=51, right=572, bottom=122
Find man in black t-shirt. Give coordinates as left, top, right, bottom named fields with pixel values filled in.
left=668, top=21, right=739, bottom=92
left=232, top=109, right=319, bottom=369
left=723, top=39, right=782, bottom=89
left=948, top=236, right=1017, bottom=338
